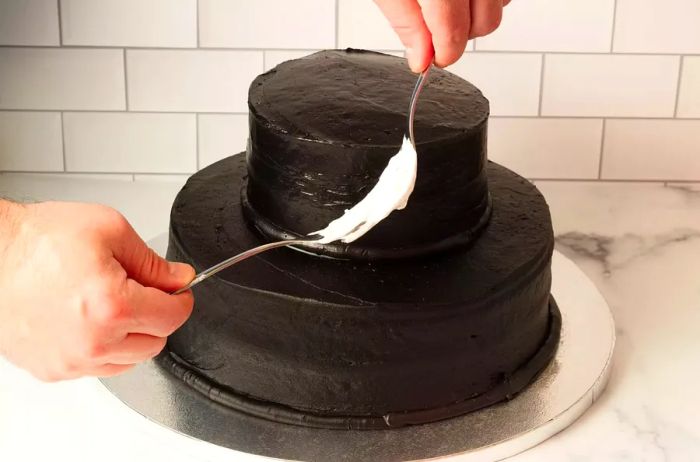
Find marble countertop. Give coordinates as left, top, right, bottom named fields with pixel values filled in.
left=0, top=173, right=698, bottom=461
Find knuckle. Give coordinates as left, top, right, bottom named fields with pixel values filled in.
left=138, top=248, right=161, bottom=281
left=96, top=293, right=131, bottom=324
left=80, top=334, right=106, bottom=360
left=99, top=205, right=130, bottom=232
left=472, top=13, right=503, bottom=38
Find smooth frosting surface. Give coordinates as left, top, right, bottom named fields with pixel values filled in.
left=165, top=155, right=560, bottom=429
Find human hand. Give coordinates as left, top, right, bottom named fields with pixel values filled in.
left=0, top=201, right=194, bottom=381
left=374, top=0, right=510, bottom=72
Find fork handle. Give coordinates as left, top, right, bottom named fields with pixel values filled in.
left=171, top=239, right=311, bottom=295
left=407, top=65, right=432, bottom=147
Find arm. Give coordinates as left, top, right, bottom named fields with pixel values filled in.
left=0, top=199, right=195, bottom=381
left=374, top=0, right=509, bottom=72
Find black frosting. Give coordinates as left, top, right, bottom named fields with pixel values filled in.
left=162, top=50, right=560, bottom=430
left=164, top=155, right=560, bottom=429
left=245, top=50, right=491, bottom=259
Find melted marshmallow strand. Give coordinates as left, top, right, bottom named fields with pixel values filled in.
left=310, top=136, right=417, bottom=244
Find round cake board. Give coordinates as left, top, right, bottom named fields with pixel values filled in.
left=100, top=234, right=615, bottom=462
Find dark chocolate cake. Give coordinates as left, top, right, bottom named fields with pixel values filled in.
left=161, top=50, right=561, bottom=430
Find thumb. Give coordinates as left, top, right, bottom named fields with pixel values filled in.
left=374, top=0, right=433, bottom=72
left=108, top=214, right=195, bottom=292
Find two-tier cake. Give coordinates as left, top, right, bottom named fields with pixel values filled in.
left=160, top=49, right=561, bottom=430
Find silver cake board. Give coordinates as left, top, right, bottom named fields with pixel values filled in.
left=101, top=235, right=615, bottom=462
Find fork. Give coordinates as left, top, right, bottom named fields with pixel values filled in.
left=171, top=66, right=432, bottom=296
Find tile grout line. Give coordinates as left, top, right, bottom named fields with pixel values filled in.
left=195, top=114, right=200, bottom=170
left=3, top=109, right=700, bottom=121
left=196, top=0, right=200, bottom=48
left=537, top=54, right=546, bottom=116
left=3, top=44, right=700, bottom=57
left=598, top=119, right=607, bottom=179
left=673, top=56, right=685, bottom=117
left=123, top=49, right=129, bottom=110
left=4, top=109, right=700, bottom=121
left=56, top=0, right=63, bottom=46
left=609, top=0, right=618, bottom=52
left=335, top=0, right=340, bottom=48
left=60, top=112, right=67, bottom=171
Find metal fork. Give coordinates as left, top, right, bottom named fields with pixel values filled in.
left=171, top=66, right=432, bottom=296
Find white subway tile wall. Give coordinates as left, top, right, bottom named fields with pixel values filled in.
left=489, top=118, right=603, bottom=179
left=677, top=57, right=700, bottom=118
left=198, top=114, right=248, bottom=168
left=541, top=54, right=680, bottom=117
left=60, top=0, right=197, bottom=48
left=264, top=50, right=320, bottom=71
left=0, top=0, right=60, bottom=46
left=448, top=53, right=542, bottom=116
left=475, top=0, right=615, bottom=52
left=613, top=0, right=700, bottom=54
left=0, top=112, right=63, bottom=171
left=338, top=0, right=402, bottom=51
left=199, top=0, right=335, bottom=49
left=126, top=50, right=262, bottom=112
left=0, top=48, right=125, bottom=110
left=0, top=0, right=698, bottom=184
left=63, top=112, right=196, bottom=173
left=602, top=120, right=700, bottom=181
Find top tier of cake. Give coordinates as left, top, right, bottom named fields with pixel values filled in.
left=244, top=49, right=491, bottom=259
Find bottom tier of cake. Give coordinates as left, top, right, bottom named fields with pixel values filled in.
left=163, top=154, right=561, bottom=429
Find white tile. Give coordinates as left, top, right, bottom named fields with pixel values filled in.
left=489, top=118, right=603, bottom=179
left=0, top=0, right=60, bottom=46
left=3, top=172, right=134, bottom=181
left=63, top=112, right=196, bottom=173
left=263, top=49, right=403, bottom=72
left=677, top=57, right=700, bottom=118
left=198, top=114, right=248, bottom=169
left=0, top=112, right=63, bottom=171
left=264, top=50, right=318, bottom=71
left=199, top=0, right=334, bottom=49
left=127, top=50, right=262, bottom=112
left=0, top=48, right=125, bottom=110
left=61, top=0, right=196, bottom=47
left=476, top=0, right=614, bottom=52
left=613, top=0, right=700, bottom=53
left=0, top=173, right=182, bottom=239
left=541, top=54, right=679, bottom=117
left=338, top=0, right=403, bottom=51
left=133, top=174, right=189, bottom=183
left=602, top=120, right=700, bottom=181
left=449, top=53, right=541, bottom=116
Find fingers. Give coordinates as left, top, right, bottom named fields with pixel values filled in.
left=104, top=333, right=167, bottom=365
left=418, top=0, right=470, bottom=68
left=105, top=209, right=194, bottom=291
left=374, top=0, right=434, bottom=72
left=469, top=0, right=503, bottom=39
left=87, top=363, right=135, bottom=377
left=125, top=279, right=194, bottom=337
